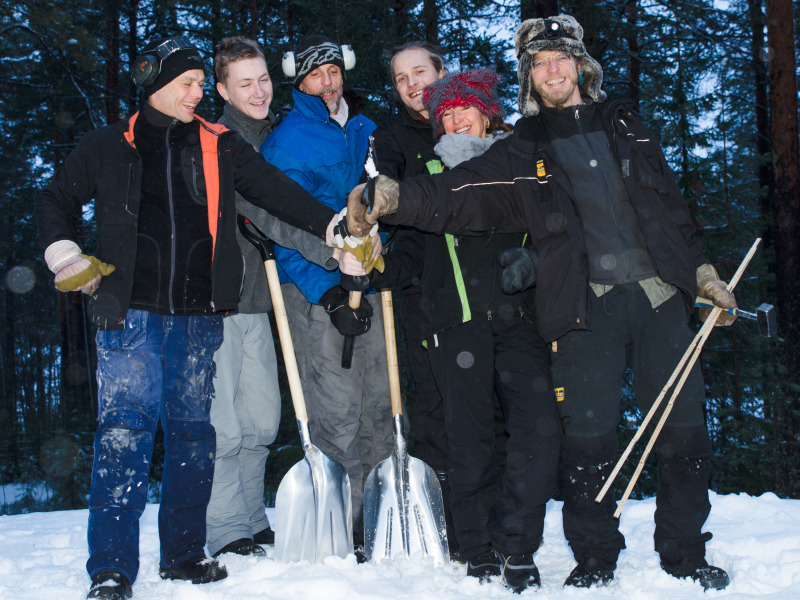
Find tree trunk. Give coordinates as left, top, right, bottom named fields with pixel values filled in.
left=765, top=0, right=800, bottom=497
left=423, top=0, right=438, bottom=45
left=521, top=0, right=559, bottom=21
left=104, top=0, right=121, bottom=124
left=624, top=0, right=640, bottom=109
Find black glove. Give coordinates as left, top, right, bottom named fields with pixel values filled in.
left=499, top=247, right=539, bottom=294
left=321, top=285, right=373, bottom=336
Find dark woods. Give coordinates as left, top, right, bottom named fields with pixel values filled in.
left=1, top=0, right=798, bottom=511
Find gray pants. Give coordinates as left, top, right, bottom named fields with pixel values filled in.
left=281, top=283, right=394, bottom=536
left=206, top=313, right=280, bottom=555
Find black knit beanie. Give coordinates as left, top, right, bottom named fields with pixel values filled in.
left=292, top=35, right=345, bottom=88
left=139, top=37, right=205, bottom=97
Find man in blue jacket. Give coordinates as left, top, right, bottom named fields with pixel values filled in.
left=261, top=35, right=392, bottom=554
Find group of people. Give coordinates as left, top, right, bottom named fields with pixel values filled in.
left=35, top=13, right=738, bottom=600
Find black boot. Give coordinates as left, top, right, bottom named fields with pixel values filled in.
left=212, top=537, right=266, bottom=558
left=564, top=554, right=616, bottom=588
left=661, top=558, right=730, bottom=590
left=252, top=527, right=275, bottom=545
left=87, top=571, right=132, bottom=600
left=466, top=548, right=502, bottom=582
left=159, top=555, right=227, bottom=584
left=499, top=552, right=541, bottom=593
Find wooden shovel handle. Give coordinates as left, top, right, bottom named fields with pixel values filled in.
left=264, top=259, right=308, bottom=423
left=381, top=289, right=403, bottom=417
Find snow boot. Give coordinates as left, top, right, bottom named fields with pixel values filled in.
left=466, top=548, right=502, bottom=582
left=564, top=557, right=615, bottom=588
left=212, top=537, right=266, bottom=558
left=499, top=552, right=541, bottom=593
left=253, top=527, right=275, bottom=545
left=159, top=555, right=228, bottom=584
left=661, top=559, right=730, bottom=590
left=87, top=571, right=132, bottom=600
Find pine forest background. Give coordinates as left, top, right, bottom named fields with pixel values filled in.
left=1, top=0, right=799, bottom=513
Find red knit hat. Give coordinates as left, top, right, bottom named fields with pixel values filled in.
left=423, top=69, right=504, bottom=136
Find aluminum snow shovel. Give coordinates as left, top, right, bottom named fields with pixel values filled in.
left=362, top=289, right=449, bottom=566
left=237, top=215, right=352, bottom=563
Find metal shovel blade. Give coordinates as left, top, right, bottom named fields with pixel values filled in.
left=273, top=440, right=353, bottom=563
left=363, top=415, right=449, bottom=566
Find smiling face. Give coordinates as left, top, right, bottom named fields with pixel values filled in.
left=298, top=63, right=344, bottom=114
left=216, top=56, right=272, bottom=120
left=441, top=105, right=488, bottom=139
left=391, top=48, right=445, bottom=118
left=530, top=51, right=582, bottom=109
left=148, top=69, right=205, bottom=122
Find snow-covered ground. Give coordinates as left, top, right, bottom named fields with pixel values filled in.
left=0, top=491, right=797, bottom=599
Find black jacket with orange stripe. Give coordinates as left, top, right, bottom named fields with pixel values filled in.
left=36, top=104, right=335, bottom=328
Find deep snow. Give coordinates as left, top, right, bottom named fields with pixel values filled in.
left=0, top=491, right=798, bottom=599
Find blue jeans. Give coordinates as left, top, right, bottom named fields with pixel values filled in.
left=86, top=309, right=223, bottom=584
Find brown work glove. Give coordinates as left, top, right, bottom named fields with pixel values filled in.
left=342, top=234, right=385, bottom=274
left=696, top=263, right=737, bottom=326
left=346, top=174, right=399, bottom=237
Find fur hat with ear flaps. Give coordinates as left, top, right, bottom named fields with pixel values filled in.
left=514, top=14, right=606, bottom=117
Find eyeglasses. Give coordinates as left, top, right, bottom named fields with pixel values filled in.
left=531, top=53, right=572, bottom=71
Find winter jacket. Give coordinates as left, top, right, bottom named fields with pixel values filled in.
left=371, top=132, right=532, bottom=343
left=36, top=105, right=335, bottom=327
left=260, top=88, right=376, bottom=304
left=218, top=104, right=337, bottom=314
left=387, top=99, right=707, bottom=343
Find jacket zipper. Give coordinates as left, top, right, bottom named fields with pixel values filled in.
left=166, top=121, right=177, bottom=314
left=575, top=106, right=631, bottom=280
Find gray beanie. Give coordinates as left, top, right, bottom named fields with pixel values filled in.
left=514, top=15, right=606, bottom=116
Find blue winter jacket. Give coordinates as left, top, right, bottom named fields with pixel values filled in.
left=261, top=89, right=376, bottom=304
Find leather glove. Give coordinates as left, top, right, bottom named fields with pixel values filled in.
left=44, top=240, right=115, bottom=294
left=327, top=207, right=376, bottom=249
left=321, top=285, right=373, bottom=336
left=343, top=233, right=385, bottom=274
left=499, top=247, right=539, bottom=294
left=346, top=174, right=399, bottom=237
left=696, top=263, right=737, bottom=326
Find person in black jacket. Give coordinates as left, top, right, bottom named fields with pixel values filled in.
left=343, top=68, right=560, bottom=593
left=367, top=40, right=457, bottom=550
left=344, top=15, right=737, bottom=592
left=36, top=36, right=337, bottom=600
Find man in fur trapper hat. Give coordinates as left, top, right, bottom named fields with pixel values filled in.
left=342, top=13, right=737, bottom=593
left=514, top=14, right=605, bottom=116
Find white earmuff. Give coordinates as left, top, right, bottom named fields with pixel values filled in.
left=341, top=44, right=356, bottom=70
left=282, top=52, right=296, bottom=78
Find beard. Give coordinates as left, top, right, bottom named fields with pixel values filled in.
left=532, top=70, right=580, bottom=110
left=317, top=86, right=343, bottom=114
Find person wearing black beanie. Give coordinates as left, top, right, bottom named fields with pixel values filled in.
left=37, top=34, right=341, bottom=600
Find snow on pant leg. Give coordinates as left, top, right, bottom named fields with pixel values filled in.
left=158, top=315, right=222, bottom=569
left=87, top=309, right=161, bottom=584
left=281, top=284, right=365, bottom=525
left=626, top=290, right=712, bottom=562
left=206, top=314, right=251, bottom=555
left=236, top=312, right=281, bottom=537
left=550, top=286, right=632, bottom=562
left=427, top=317, right=500, bottom=561
left=488, top=314, right=561, bottom=556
